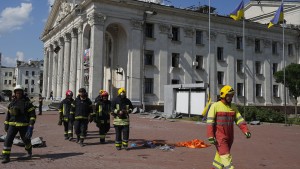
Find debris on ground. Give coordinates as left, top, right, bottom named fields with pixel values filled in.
left=176, top=139, right=210, bottom=148
left=138, top=109, right=183, bottom=120
left=158, top=144, right=174, bottom=151
left=250, top=120, right=261, bottom=125
left=0, top=135, right=46, bottom=147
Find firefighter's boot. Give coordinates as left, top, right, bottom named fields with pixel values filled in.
left=76, top=135, right=80, bottom=143
left=64, top=134, right=69, bottom=140
left=79, top=139, right=85, bottom=147
left=1, top=154, right=10, bottom=164
left=100, top=138, right=105, bottom=144
left=25, top=145, right=32, bottom=158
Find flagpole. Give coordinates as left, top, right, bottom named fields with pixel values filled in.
left=208, top=0, right=211, bottom=100
left=282, top=1, right=287, bottom=126
left=243, top=17, right=246, bottom=118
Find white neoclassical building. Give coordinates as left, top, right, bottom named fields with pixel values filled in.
left=41, top=0, right=300, bottom=108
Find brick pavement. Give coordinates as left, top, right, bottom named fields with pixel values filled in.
left=0, top=106, right=300, bottom=169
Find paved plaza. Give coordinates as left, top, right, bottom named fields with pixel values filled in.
left=0, top=104, right=299, bottom=169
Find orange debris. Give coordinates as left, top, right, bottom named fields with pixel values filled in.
left=176, top=139, right=210, bottom=148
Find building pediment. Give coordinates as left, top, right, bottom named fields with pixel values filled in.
left=41, top=0, right=82, bottom=40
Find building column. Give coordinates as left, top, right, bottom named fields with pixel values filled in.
left=76, top=21, right=83, bottom=94
left=128, top=19, right=143, bottom=104
left=47, top=45, right=54, bottom=100
left=69, top=29, right=78, bottom=94
left=88, top=12, right=106, bottom=100
left=42, top=47, right=49, bottom=97
left=62, top=33, right=71, bottom=96
left=52, top=42, right=59, bottom=99
left=56, top=37, right=64, bottom=100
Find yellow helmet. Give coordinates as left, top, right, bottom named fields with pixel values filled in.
left=118, top=87, right=126, bottom=95
left=99, top=89, right=104, bottom=94
left=220, top=85, right=234, bottom=98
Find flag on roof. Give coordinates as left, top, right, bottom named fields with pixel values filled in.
left=268, top=3, right=284, bottom=28
left=230, top=0, right=244, bottom=21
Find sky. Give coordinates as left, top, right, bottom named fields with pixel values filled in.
left=0, top=0, right=251, bottom=67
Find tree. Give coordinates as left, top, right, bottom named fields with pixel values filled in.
left=274, top=63, right=300, bottom=120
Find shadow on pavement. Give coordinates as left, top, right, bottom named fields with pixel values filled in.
left=37, top=152, right=84, bottom=160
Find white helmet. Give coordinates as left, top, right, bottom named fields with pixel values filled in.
left=14, top=85, right=24, bottom=92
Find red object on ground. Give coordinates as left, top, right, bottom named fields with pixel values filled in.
left=176, top=139, right=210, bottom=148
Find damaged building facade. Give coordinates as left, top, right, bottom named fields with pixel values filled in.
left=41, top=0, right=300, bottom=108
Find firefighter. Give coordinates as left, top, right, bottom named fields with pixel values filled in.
left=207, top=85, right=251, bottom=169
left=2, top=85, right=36, bottom=164
left=58, top=90, right=74, bottom=140
left=111, top=88, right=133, bottom=150
left=93, top=91, right=111, bottom=144
left=95, top=89, right=104, bottom=104
left=70, top=88, right=93, bottom=147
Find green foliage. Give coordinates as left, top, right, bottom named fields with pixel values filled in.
left=237, top=106, right=285, bottom=123
left=274, top=63, right=300, bottom=99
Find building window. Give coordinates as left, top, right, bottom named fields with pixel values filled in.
left=145, top=23, right=154, bottom=38
left=24, top=88, right=28, bottom=93
left=236, top=36, right=243, bottom=49
left=26, top=71, right=29, bottom=76
left=196, top=30, right=203, bottom=45
left=237, top=59, right=243, bottom=73
left=25, top=79, right=28, bottom=84
left=217, top=47, right=224, bottom=61
left=9, top=80, right=11, bottom=85
left=31, top=80, right=35, bottom=85
left=273, top=63, right=278, bottom=75
left=172, top=53, right=180, bottom=68
left=255, top=39, right=261, bottom=53
left=255, top=61, right=262, bottom=75
left=171, top=26, right=180, bottom=41
left=288, top=44, right=293, bottom=56
left=195, top=81, right=203, bottom=83
left=237, top=83, right=244, bottom=97
left=4, top=80, right=7, bottom=84
left=256, top=84, right=262, bottom=97
left=144, top=50, right=154, bottom=65
left=32, top=71, right=35, bottom=76
left=171, top=79, right=179, bottom=84
left=195, top=55, right=203, bottom=70
left=5, top=72, right=8, bottom=76
left=217, top=71, right=224, bottom=85
left=273, top=85, right=279, bottom=97
left=144, top=78, right=153, bottom=94
left=9, top=72, right=12, bottom=76
left=272, top=41, right=278, bottom=55
left=31, top=88, right=34, bottom=93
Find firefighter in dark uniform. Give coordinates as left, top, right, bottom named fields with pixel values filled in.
left=58, top=90, right=74, bottom=140
left=94, top=89, right=104, bottom=104
left=2, top=85, right=36, bottom=163
left=93, top=91, right=111, bottom=144
left=70, top=88, right=93, bottom=147
left=111, top=88, right=133, bottom=150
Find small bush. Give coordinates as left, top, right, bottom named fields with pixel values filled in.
left=237, top=106, right=285, bottom=123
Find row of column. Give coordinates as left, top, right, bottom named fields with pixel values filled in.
left=42, top=24, right=84, bottom=100
left=42, top=12, right=106, bottom=101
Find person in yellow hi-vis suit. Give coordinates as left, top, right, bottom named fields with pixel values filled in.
left=206, top=85, right=251, bottom=169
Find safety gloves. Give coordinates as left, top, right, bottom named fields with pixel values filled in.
left=245, top=132, right=251, bottom=139
left=208, top=137, right=217, bottom=145
left=25, top=126, right=34, bottom=139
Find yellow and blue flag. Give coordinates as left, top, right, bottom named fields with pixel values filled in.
left=268, top=3, right=284, bottom=28
left=230, top=0, right=244, bottom=21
